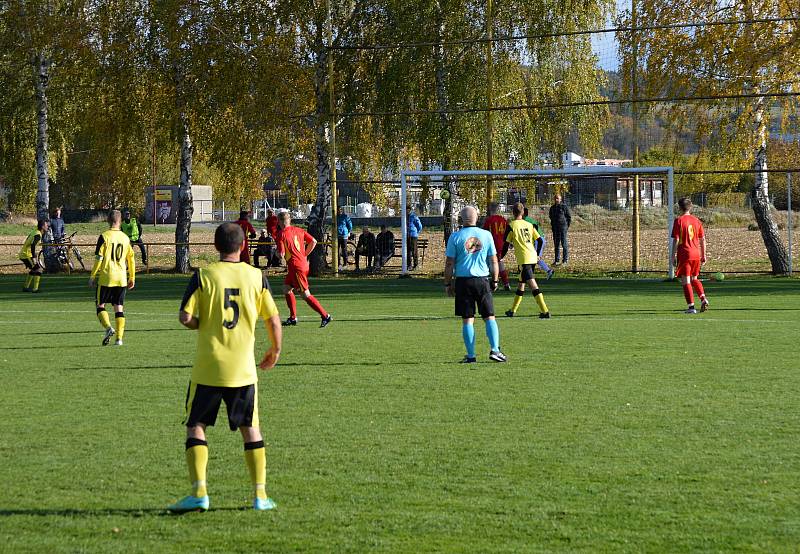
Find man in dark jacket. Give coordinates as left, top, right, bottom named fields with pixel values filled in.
left=548, top=194, right=571, bottom=265
left=375, top=225, right=395, bottom=268
left=354, top=226, right=376, bottom=271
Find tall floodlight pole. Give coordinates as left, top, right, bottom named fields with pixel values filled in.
left=327, top=0, right=339, bottom=273
left=485, top=0, right=494, bottom=210
left=631, top=0, right=641, bottom=273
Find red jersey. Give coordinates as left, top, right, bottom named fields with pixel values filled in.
left=671, top=214, right=705, bottom=260
left=266, top=215, right=279, bottom=239
left=278, top=225, right=314, bottom=270
left=483, top=214, right=508, bottom=254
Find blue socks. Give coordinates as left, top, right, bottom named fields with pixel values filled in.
left=485, top=318, right=500, bottom=351
left=462, top=323, right=476, bottom=358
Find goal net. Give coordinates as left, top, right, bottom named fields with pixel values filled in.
left=399, top=167, right=677, bottom=277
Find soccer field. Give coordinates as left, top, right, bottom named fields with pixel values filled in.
left=1, top=274, right=799, bottom=552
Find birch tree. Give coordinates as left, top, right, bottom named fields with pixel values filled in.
left=1, top=0, right=84, bottom=218
left=618, top=0, right=800, bottom=274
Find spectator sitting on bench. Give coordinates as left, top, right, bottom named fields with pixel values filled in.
left=355, top=226, right=376, bottom=271
left=253, top=229, right=272, bottom=268
left=375, top=224, right=395, bottom=268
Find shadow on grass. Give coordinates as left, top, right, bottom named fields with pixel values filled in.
left=0, top=345, right=98, bottom=350
left=0, top=506, right=250, bottom=517
left=18, top=327, right=177, bottom=336
left=65, top=364, right=192, bottom=371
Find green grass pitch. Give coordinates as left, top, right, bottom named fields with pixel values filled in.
left=1, top=274, right=799, bottom=552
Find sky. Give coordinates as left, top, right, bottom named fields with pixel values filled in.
left=591, top=0, right=630, bottom=71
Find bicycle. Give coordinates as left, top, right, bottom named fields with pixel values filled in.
left=323, top=233, right=356, bottom=267
left=39, top=231, right=86, bottom=273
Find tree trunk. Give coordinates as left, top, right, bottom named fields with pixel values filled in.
left=306, top=43, right=332, bottom=277
left=33, top=51, right=50, bottom=221
left=752, top=95, right=789, bottom=275
left=175, top=117, right=194, bottom=273
left=433, top=3, right=456, bottom=244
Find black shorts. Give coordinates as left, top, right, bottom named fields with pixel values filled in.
left=519, top=264, right=536, bottom=282
left=183, top=382, right=259, bottom=431
left=22, top=258, right=39, bottom=272
left=96, top=285, right=126, bottom=306
left=454, top=276, right=495, bottom=319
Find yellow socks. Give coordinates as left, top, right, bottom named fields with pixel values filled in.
left=115, top=312, right=125, bottom=339
left=244, top=441, right=267, bottom=500
left=510, top=292, right=523, bottom=314
left=24, top=275, right=33, bottom=289
left=533, top=289, right=549, bottom=314
left=96, top=309, right=111, bottom=329
left=186, top=439, right=209, bottom=497
left=31, top=275, right=41, bottom=291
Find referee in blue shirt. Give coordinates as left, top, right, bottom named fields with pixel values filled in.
left=444, top=206, right=507, bottom=364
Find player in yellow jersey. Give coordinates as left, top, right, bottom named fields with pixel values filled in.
left=503, top=203, right=551, bottom=319
left=88, top=210, right=135, bottom=346
left=19, top=219, right=48, bottom=292
left=168, top=222, right=282, bottom=514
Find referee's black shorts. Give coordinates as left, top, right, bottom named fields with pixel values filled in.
left=454, top=276, right=495, bottom=319
left=96, top=285, right=126, bottom=306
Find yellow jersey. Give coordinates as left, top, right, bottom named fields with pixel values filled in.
left=180, top=261, right=279, bottom=387
left=91, top=229, right=135, bottom=286
left=19, top=229, right=42, bottom=260
left=504, top=219, right=541, bottom=265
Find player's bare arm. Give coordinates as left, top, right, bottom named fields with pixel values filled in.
left=701, top=237, right=707, bottom=264
left=444, top=257, right=455, bottom=296
left=179, top=310, right=199, bottom=329
left=488, top=255, right=499, bottom=291
left=305, top=237, right=317, bottom=257
left=259, top=313, right=283, bottom=369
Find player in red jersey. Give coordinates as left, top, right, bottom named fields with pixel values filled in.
left=276, top=211, right=332, bottom=327
left=235, top=210, right=257, bottom=264
left=670, top=197, right=709, bottom=314
left=482, top=202, right=511, bottom=290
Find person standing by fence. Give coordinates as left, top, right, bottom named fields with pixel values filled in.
left=548, top=194, right=571, bottom=265
left=122, top=209, right=148, bottom=266
left=407, top=207, right=423, bottom=270
left=336, top=207, right=353, bottom=267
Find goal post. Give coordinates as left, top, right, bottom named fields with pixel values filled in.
left=399, top=166, right=676, bottom=277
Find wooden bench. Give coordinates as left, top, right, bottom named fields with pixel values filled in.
left=383, top=238, right=429, bottom=268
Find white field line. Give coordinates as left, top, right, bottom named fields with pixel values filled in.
left=0, top=313, right=792, bottom=325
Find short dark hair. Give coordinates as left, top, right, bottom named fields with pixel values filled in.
left=215, top=222, right=244, bottom=254
left=380, top=224, right=387, bottom=230
left=239, top=210, right=249, bottom=220
left=678, top=197, right=692, bottom=212
left=512, top=202, right=524, bottom=217
left=37, top=219, right=48, bottom=230
left=108, top=209, right=121, bottom=226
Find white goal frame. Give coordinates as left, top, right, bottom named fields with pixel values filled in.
left=399, top=166, right=676, bottom=277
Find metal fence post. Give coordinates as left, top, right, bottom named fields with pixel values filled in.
left=788, top=172, right=793, bottom=276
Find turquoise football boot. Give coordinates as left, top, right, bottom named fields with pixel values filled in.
left=253, top=497, right=277, bottom=511
left=167, top=495, right=209, bottom=514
